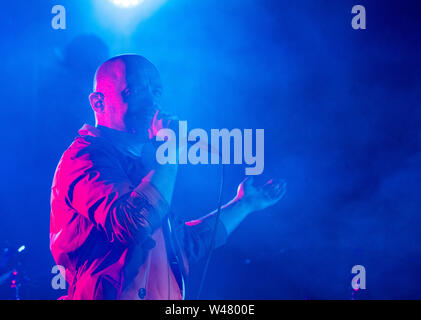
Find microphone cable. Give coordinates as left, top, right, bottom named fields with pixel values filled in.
left=196, top=162, right=225, bottom=299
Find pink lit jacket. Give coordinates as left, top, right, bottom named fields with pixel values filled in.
left=50, top=124, right=227, bottom=300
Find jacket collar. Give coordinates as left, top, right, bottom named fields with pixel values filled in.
left=78, top=124, right=144, bottom=158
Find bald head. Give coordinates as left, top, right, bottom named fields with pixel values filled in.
left=89, top=54, right=162, bottom=134
left=94, top=54, right=160, bottom=92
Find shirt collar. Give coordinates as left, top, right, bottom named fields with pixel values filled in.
left=78, top=124, right=144, bottom=158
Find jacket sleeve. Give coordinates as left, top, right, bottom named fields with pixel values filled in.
left=171, top=213, right=228, bottom=265
left=59, top=140, right=169, bottom=246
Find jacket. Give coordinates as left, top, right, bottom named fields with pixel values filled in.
left=50, top=124, right=228, bottom=299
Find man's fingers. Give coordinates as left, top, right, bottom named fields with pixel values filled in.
left=151, top=110, right=179, bottom=137
left=263, top=178, right=273, bottom=187
left=243, top=176, right=254, bottom=187
left=264, top=179, right=286, bottom=199
left=151, top=109, right=160, bottom=125
left=263, top=178, right=282, bottom=190
left=274, top=181, right=287, bottom=200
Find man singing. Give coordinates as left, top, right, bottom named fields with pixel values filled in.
left=50, top=54, right=286, bottom=300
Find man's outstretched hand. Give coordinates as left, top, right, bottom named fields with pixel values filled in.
left=216, top=177, right=286, bottom=235
left=235, top=177, right=287, bottom=213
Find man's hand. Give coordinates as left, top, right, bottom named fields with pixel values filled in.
left=141, top=110, right=179, bottom=205
left=148, top=109, right=177, bottom=140
left=147, top=109, right=188, bottom=163
left=235, top=177, right=287, bottom=213
left=216, top=177, right=286, bottom=235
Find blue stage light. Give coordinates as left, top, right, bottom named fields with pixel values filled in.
left=109, top=0, right=143, bottom=8
left=94, top=0, right=167, bottom=34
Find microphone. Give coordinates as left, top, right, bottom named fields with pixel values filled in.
left=186, top=140, right=222, bottom=157
left=150, top=111, right=222, bottom=157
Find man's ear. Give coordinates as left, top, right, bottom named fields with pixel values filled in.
left=89, top=92, right=105, bottom=112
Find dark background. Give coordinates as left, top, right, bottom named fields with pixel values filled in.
left=0, top=0, right=420, bottom=299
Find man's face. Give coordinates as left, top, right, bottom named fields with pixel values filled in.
left=93, top=55, right=163, bottom=137
left=121, top=67, right=163, bottom=135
